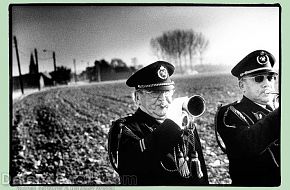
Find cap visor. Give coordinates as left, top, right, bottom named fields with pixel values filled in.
left=143, top=84, right=175, bottom=91
left=245, top=69, right=278, bottom=77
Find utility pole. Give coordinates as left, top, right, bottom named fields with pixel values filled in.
left=34, top=49, right=39, bottom=73
left=53, top=51, right=56, bottom=72
left=13, top=36, right=24, bottom=94
left=73, top=59, right=77, bottom=83
left=34, top=48, right=40, bottom=90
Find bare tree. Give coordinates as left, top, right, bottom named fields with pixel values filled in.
left=196, top=32, right=209, bottom=65
left=150, top=38, right=166, bottom=60
left=173, top=30, right=187, bottom=72
left=150, top=29, right=209, bottom=73
left=185, top=30, right=198, bottom=71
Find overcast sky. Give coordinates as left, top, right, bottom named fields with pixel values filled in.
left=11, top=5, right=279, bottom=76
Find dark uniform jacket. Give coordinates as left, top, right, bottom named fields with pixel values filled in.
left=216, top=96, right=280, bottom=186
left=110, top=108, right=208, bottom=185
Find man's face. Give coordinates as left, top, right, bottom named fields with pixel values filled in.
left=240, top=73, right=278, bottom=105
left=137, top=89, right=174, bottom=121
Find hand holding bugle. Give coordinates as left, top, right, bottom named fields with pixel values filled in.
left=265, top=90, right=279, bottom=109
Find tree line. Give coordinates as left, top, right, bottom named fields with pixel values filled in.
left=14, top=28, right=209, bottom=89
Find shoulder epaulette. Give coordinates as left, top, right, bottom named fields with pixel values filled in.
left=115, top=117, right=127, bottom=124
left=113, top=116, right=140, bottom=140
left=112, top=113, right=133, bottom=125
left=228, top=100, right=239, bottom=106
left=229, top=106, right=249, bottom=125
left=224, top=105, right=250, bottom=127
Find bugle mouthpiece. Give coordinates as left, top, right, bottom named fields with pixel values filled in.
left=265, top=90, right=279, bottom=95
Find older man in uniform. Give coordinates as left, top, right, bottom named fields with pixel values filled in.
left=108, top=61, right=208, bottom=185
left=215, top=50, right=280, bottom=186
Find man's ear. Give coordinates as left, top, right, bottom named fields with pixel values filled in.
left=135, top=91, right=140, bottom=101
left=239, top=80, right=243, bottom=88
left=239, top=80, right=245, bottom=92
left=134, top=91, right=141, bottom=105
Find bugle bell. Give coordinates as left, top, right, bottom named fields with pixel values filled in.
left=181, top=95, right=206, bottom=129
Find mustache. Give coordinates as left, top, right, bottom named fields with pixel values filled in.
left=159, top=103, right=169, bottom=108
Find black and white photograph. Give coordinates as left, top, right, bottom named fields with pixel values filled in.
left=10, top=4, right=280, bottom=186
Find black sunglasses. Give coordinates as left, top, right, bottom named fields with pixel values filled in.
left=247, top=74, right=277, bottom=83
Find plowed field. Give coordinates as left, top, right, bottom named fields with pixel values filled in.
left=11, top=73, right=240, bottom=185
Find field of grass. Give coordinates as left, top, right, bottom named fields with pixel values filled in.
left=11, top=73, right=242, bottom=185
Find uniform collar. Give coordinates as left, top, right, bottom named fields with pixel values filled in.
left=241, top=96, right=271, bottom=113
left=134, top=108, right=161, bottom=128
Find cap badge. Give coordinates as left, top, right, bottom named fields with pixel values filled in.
left=257, top=51, right=269, bottom=65
left=157, top=65, right=168, bottom=79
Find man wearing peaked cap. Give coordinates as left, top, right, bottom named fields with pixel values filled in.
left=108, top=61, right=208, bottom=185
left=231, top=50, right=277, bottom=79
left=126, top=61, right=175, bottom=91
left=215, top=50, right=280, bottom=186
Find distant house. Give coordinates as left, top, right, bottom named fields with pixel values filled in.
left=84, top=59, right=138, bottom=82
left=12, top=53, right=54, bottom=91
left=12, top=73, right=53, bottom=90
left=39, top=72, right=54, bottom=88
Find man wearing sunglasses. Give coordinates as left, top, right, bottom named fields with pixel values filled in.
left=108, top=61, right=208, bottom=185
left=215, top=50, right=280, bottom=186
